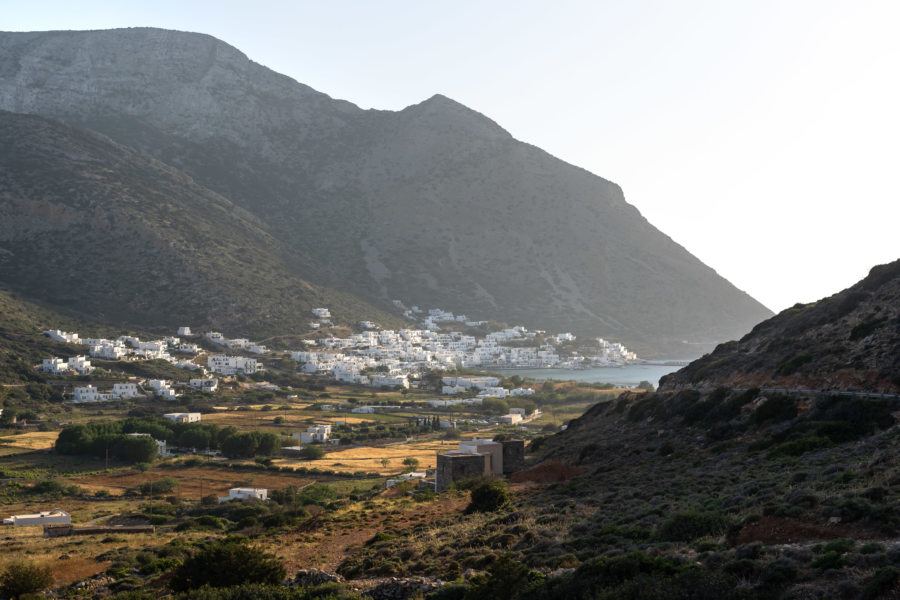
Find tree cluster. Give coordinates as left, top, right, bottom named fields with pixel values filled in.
left=55, top=417, right=282, bottom=463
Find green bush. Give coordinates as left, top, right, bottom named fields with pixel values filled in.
left=811, top=551, right=845, bottom=570
left=750, top=395, right=797, bottom=425
left=169, top=538, right=286, bottom=592
left=768, top=435, right=831, bottom=457
left=466, top=481, right=511, bottom=513
left=174, top=582, right=362, bottom=599
left=463, top=554, right=545, bottom=600
left=657, top=511, right=730, bottom=543
left=0, top=561, right=54, bottom=599
left=862, top=567, right=900, bottom=600
left=139, top=476, right=178, bottom=497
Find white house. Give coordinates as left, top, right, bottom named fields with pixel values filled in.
left=442, top=376, right=500, bottom=390
left=500, top=413, right=523, bottom=425
left=40, top=358, right=68, bottom=374
left=478, top=386, right=509, bottom=399
left=207, top=355, right=264, bottom=375
left=111, top=383, right=140, bottom=399
left=148, top=380, right=178, bottom=400
left=90, top=343, right=127, bottom=360
left=351, top=406, right=375, bottom=414
left=218, top=488, right=268, bottom=503
left=164, top=412, right=201, bottom=423
left=67, top=356, right=94, bottom=375
left=190, top=378, right=218, bottom=392
left=370, top=374, right=409, bottom=389
left=72, top=385, right=101, bottom=403
left=312, top=308, right=331, bottom=319
left=293, top=424, right=331, bottom=444
left=3, top=509, right=70, bottom=526
left=178, top=327, right=192, bottom=336
left=178, top=343, right=200, bottom=354
left=44, top=330, right=80, bottom=344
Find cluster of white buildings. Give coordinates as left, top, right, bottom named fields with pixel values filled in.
left=40, top=355, right=94, bottom=375
left=71, top=382, right=140, bottom=402
left=288, top=308, right=638, bottom=391
left=41, top=330, right=203, bottom=371
left=309, top=307, right=332, bottom=330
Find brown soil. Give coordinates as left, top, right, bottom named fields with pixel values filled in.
left=734, top=516, right=876, bottom=545
left=510, top=459, right=583, bottom=484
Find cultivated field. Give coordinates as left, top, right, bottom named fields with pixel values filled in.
left=0, top=431, right=59, bottom=456
left=67, top=466, right=315, bottom=499
left=277, top=439, right=453, bottom=475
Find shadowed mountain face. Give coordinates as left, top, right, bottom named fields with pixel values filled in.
left=0, top=28, right=772, bottom=355
left=660, top=259, right=900, bottom=393
left=0, top=111, right=402, bottom=335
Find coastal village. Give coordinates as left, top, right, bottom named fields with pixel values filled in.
left=37, top=304, right=639, bottom=406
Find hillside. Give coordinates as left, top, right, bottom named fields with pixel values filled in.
left=659, top=259, right=900, bottom=393
left=0, top=111, right=403, bottom=337
left=0, top=28, right=773, bottom=356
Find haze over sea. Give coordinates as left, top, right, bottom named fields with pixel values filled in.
left=502, top=363, right=683, bottom=389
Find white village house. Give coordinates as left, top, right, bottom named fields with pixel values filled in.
left=164, top=412, right=201, bottom=424
left=219, top=488, right=268, bottom=503
left=3, top=509, right=71, bottom=526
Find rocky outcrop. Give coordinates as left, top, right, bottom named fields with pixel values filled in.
left=659, top=259, right=900, bottom=393
left=363, top=577, right=443, bottom=600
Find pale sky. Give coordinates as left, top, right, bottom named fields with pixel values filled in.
left=4, top=1, right=899, bottom=313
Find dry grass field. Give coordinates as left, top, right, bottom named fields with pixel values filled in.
left=0, top=522, right=212, bottom=588
left=0, top=431, right=59, bottom=456
left=67, top=466, right=314, bottom=499
left=276, top=439, right=451, bottom=475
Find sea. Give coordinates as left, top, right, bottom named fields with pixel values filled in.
left=500, top=363, right=686, bottom=390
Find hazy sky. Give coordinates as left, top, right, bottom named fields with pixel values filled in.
left=5, top=1, right=899, bottom=313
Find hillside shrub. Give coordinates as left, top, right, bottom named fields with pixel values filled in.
left=466, top=481, right=511, bottom=513
left=174, top=582, right=361, bottom=599
left=463, top=554, right=545, bottom=600
left=862, top=567, right=900, bottom=600
left=170, top=538, right=286, bottom=592
left=657, top=511, right=730, bottom=542
left=776, top=353, right=814, bottom=376
left=768, top=435, right=832, bottom=457
left=0, top=561, right=53, bottom=599
left=750, top=395, right=797, bottom=425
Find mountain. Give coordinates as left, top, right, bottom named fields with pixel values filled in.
left=0, top=110, right=402, bottom=336
left=659, top=259, right=900, bottom=393
left=0, top=28, right=772, bottom=355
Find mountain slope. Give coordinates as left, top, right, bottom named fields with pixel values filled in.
left=0, top=28, right=773, bottom=355
left=659, top=259, right=900, bottom=393
left=0, top=110, right=402, bottom=336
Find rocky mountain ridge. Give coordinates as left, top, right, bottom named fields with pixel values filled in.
left=660, top=259, right=900, bottom=393
left=0, top=28, right=773, bottom=355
